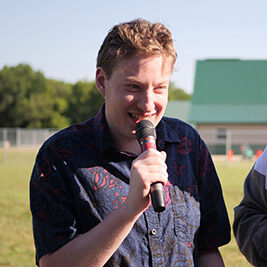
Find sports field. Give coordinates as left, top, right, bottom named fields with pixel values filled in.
left=0, top=148, right=254, bottom=266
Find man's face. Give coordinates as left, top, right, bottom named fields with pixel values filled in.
left=97, top=54, right=172, bottom=149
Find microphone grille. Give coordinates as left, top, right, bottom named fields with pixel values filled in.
left=136, top=120, right=156, bottom=141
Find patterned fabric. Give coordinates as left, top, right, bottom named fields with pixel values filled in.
left=234, top=146, right=267, bottom=266
left=30, top=104, right=230, bottom=266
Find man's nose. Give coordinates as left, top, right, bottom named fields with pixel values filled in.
left=137, top=89, right=155, bottom=112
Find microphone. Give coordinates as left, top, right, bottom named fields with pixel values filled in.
left=136, top=120, right=165, bottom=212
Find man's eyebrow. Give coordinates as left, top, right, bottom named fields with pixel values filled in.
left=123, top=78, right=143, bottom=84
left=154, top=81, right=169, bottom=87
left=123, top=78, right=169, bottom=88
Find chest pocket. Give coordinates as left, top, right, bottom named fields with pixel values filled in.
left=169, top=185, right=200, bottom=243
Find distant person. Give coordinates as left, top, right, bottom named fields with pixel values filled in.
left=30, top=18, right=230, bottom=266
left=240, top=144, right=254, bottom=160
left=233, top=146, right=267, bottom=266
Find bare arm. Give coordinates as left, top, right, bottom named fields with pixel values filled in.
left=196, top=248, right=225, bottom=267
left=40, top=149, right=168, bottom=267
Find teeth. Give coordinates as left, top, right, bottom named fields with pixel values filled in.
left=130, top=113, right=152, bottom=121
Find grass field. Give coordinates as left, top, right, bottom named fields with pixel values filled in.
left=0, top=148, right=254, bottom=266
left=214, top=158, right=254, bottom=267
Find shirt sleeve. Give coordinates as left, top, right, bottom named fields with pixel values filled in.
left=196, top=139, right=231, bottom=252
left=30, top=144, right=78, bottom=265
left=233, top=147, right=267, bottom=266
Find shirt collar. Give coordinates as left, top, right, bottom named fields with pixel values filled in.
left=156, top=117, right=182, bottom=150
left=93, top=104, right=116, bottom=156
left=93, top=104, right=181, bottom=157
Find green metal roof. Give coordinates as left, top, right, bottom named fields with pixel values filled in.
left=165, top=100, right=191, bottom=122
left=190, top=104, right=267, bottom=123
left=189, top=59, right=267, bottom=123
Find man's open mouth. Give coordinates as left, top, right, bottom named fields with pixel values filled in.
left=128, top=113, right=153, bottom=124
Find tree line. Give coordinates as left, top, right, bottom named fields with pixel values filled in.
left=0, top=64, right=191, bottom=129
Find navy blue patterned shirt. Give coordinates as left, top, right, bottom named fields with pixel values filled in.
left=30, top=105, right=230, bottom=266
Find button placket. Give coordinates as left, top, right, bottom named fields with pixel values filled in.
left=144, top=207, right=164, bottom=266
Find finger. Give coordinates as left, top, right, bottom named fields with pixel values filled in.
left=142, top=149, right=166, bottom=161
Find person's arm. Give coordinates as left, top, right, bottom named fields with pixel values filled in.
left=39, top=149, right=168, bottom=267
left=233, top=149, right=267, bottom=266
left=40, top=201, right=140, bottom=266
left=197, top=248, right=225, bottom=267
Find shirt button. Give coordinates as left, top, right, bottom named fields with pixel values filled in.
left=151, top=229, right=157, bottom=235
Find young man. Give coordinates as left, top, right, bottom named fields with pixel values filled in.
left=234, top=146, right=267, bottom=266
left=30, top=19, right=230, bottom=266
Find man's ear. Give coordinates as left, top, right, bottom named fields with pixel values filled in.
left=95, top=67, right=107, bottom=97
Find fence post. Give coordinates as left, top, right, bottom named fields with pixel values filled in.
left=226, top=128, right=232, bottom=156
left=16, top=128, right=21, bottom=147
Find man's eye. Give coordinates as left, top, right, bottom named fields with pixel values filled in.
left=128, top=84, right=140, bottom=90
left=155, top=86, right=167, bottom=92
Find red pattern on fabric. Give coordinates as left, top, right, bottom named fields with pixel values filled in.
left=176, top=136, right=192, bottom=155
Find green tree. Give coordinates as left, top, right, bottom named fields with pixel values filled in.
left=67, top=81, right=104, bottom=124
left=46, top=79, right=72, bottom=128
left=168, top=82, right=191, bottom=100
left=0, top=64, right=70, bottom=128
left=0, top=64, right=45, bottom=127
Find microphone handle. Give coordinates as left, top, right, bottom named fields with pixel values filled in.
left=151, top=182, right=165, bottom=212
left=140, top=137, right=165, bottom=212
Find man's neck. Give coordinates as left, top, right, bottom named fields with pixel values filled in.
left=115, top=139, right=142, bottom=156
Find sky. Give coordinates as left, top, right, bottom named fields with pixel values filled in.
left=1, top=0, right=267, bottom=93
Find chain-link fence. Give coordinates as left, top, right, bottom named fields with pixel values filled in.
left=0, top=127, right=266, bottom=156
left=0, top=128, right=58, bottom=148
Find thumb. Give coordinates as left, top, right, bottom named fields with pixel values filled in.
left=160, top=151, right=167, bottom=161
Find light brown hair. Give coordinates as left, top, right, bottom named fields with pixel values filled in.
left=97, top=18, right=177, bottom=79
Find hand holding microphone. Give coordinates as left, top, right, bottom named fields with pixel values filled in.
left=136, top=120, right=166, bottom=212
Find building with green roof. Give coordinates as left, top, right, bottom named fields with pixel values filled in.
left=188, top=59, right=267, bottom=154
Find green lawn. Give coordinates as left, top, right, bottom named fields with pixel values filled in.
left=0, top=149, right=254, bottom=266
left=214, top=159, right=254, bottom=267
left=0, top=148, right=37, bottom=267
